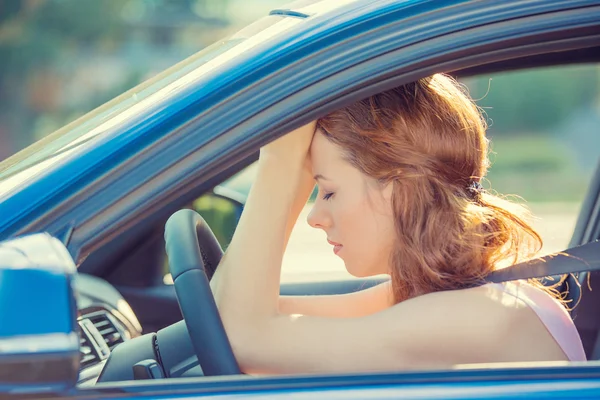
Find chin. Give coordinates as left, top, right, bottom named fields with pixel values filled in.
left=344, top=262, right=376, bottom=278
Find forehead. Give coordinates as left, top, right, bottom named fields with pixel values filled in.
left=310, top=130, right=346, bottom=166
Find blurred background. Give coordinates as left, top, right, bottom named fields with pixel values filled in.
left=1, top=0, right=599, bottom=281
left=0, top=0, right=282, bottom=159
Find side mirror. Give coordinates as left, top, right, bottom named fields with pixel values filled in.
left=0, top=233, right=79, bottom=395
left=192, top=185, right=245, bottom=249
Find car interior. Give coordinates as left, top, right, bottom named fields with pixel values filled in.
left=45, top=45, right=600, bottom=387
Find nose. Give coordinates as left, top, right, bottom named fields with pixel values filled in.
left=307, top=200, right=331, bottom=230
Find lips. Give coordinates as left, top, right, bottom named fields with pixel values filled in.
left=327, top=239, right=343, bottom=255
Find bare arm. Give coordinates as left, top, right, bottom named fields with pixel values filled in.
left=278, top=280, right=393, bottom=317
left=211, top=125, right=391, bottom=318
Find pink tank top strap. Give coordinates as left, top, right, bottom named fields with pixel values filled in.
left=487, top=282, right=586, bottom=362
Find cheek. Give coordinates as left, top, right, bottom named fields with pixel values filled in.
left=336, top=195, right=395, bottom=272
left=330, top=195, right=366, bottom=239
left=353, top=194, right=393, bottom=239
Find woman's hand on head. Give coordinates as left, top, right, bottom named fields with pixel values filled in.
left=260, top=121, right=317, bottom=167
left=256, top=121, right=316, bottom=222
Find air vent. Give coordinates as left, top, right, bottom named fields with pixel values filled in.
left=88, top=312, right=124, bottom=351
left=78, top=326, right=99, bottom=368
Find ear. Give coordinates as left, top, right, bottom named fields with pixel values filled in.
left=376, top=180, right=395, bottom=217
left=381, top=180, right=394, bottom=203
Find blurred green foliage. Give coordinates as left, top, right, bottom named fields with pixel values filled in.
left=193, top=193, right=241, bottom=249
left=485, top=136, right=586, bottom=202
left=465, top=65, right=599, bottom=135
left=463, top=65, right=600, bottom=202
left=0, top=0, right=231, bottom=152
left=0, top=1, right=129, bottom=89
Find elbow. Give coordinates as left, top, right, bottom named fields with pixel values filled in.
left=217, top=294, right=281, bottom=373
left=220, top=311, right=274, bottom=373
left=227, top=323, right=274, bottom=374
left=227, top=330, right=257, bottom=373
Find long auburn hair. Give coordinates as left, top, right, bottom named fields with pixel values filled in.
left=317, top=74, right=547, bottom=303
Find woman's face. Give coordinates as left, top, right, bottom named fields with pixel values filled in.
left=307, top=130, right=396, bottom=277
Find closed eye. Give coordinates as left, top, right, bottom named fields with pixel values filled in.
left=322, top=192, right=334, bottom=201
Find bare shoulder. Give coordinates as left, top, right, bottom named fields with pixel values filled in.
left=390, top=283, right=529, bottom=322
left=381, top=282, right=566, bottom=366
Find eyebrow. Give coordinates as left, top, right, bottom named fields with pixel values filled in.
left=313, top=174, right=330, bottom=181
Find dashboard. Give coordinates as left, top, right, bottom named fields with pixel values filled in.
left=74, top=274, right=143, bottom=385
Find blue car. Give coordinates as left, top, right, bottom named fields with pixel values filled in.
left=1, top=0, right=600, bottom=398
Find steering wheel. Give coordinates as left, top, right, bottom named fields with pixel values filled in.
left=164, top=209, right=240, bottom=376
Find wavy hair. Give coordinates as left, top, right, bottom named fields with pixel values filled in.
left=317, top=74, right=549, bottom=303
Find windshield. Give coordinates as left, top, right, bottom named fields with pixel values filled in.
left=0, top=14, right=294, bottom=185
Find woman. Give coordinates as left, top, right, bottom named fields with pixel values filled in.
left=210, top=74, right=585, bottom=375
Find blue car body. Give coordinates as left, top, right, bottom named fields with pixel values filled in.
left=1, top=0, right=600, bottom=398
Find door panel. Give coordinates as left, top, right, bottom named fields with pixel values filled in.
left=71, top=363, right=600, bottom=399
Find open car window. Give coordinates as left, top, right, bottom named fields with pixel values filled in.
left=463, top=64, right=600, bottom=256
left=212, top=63, right=600, bottom=283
